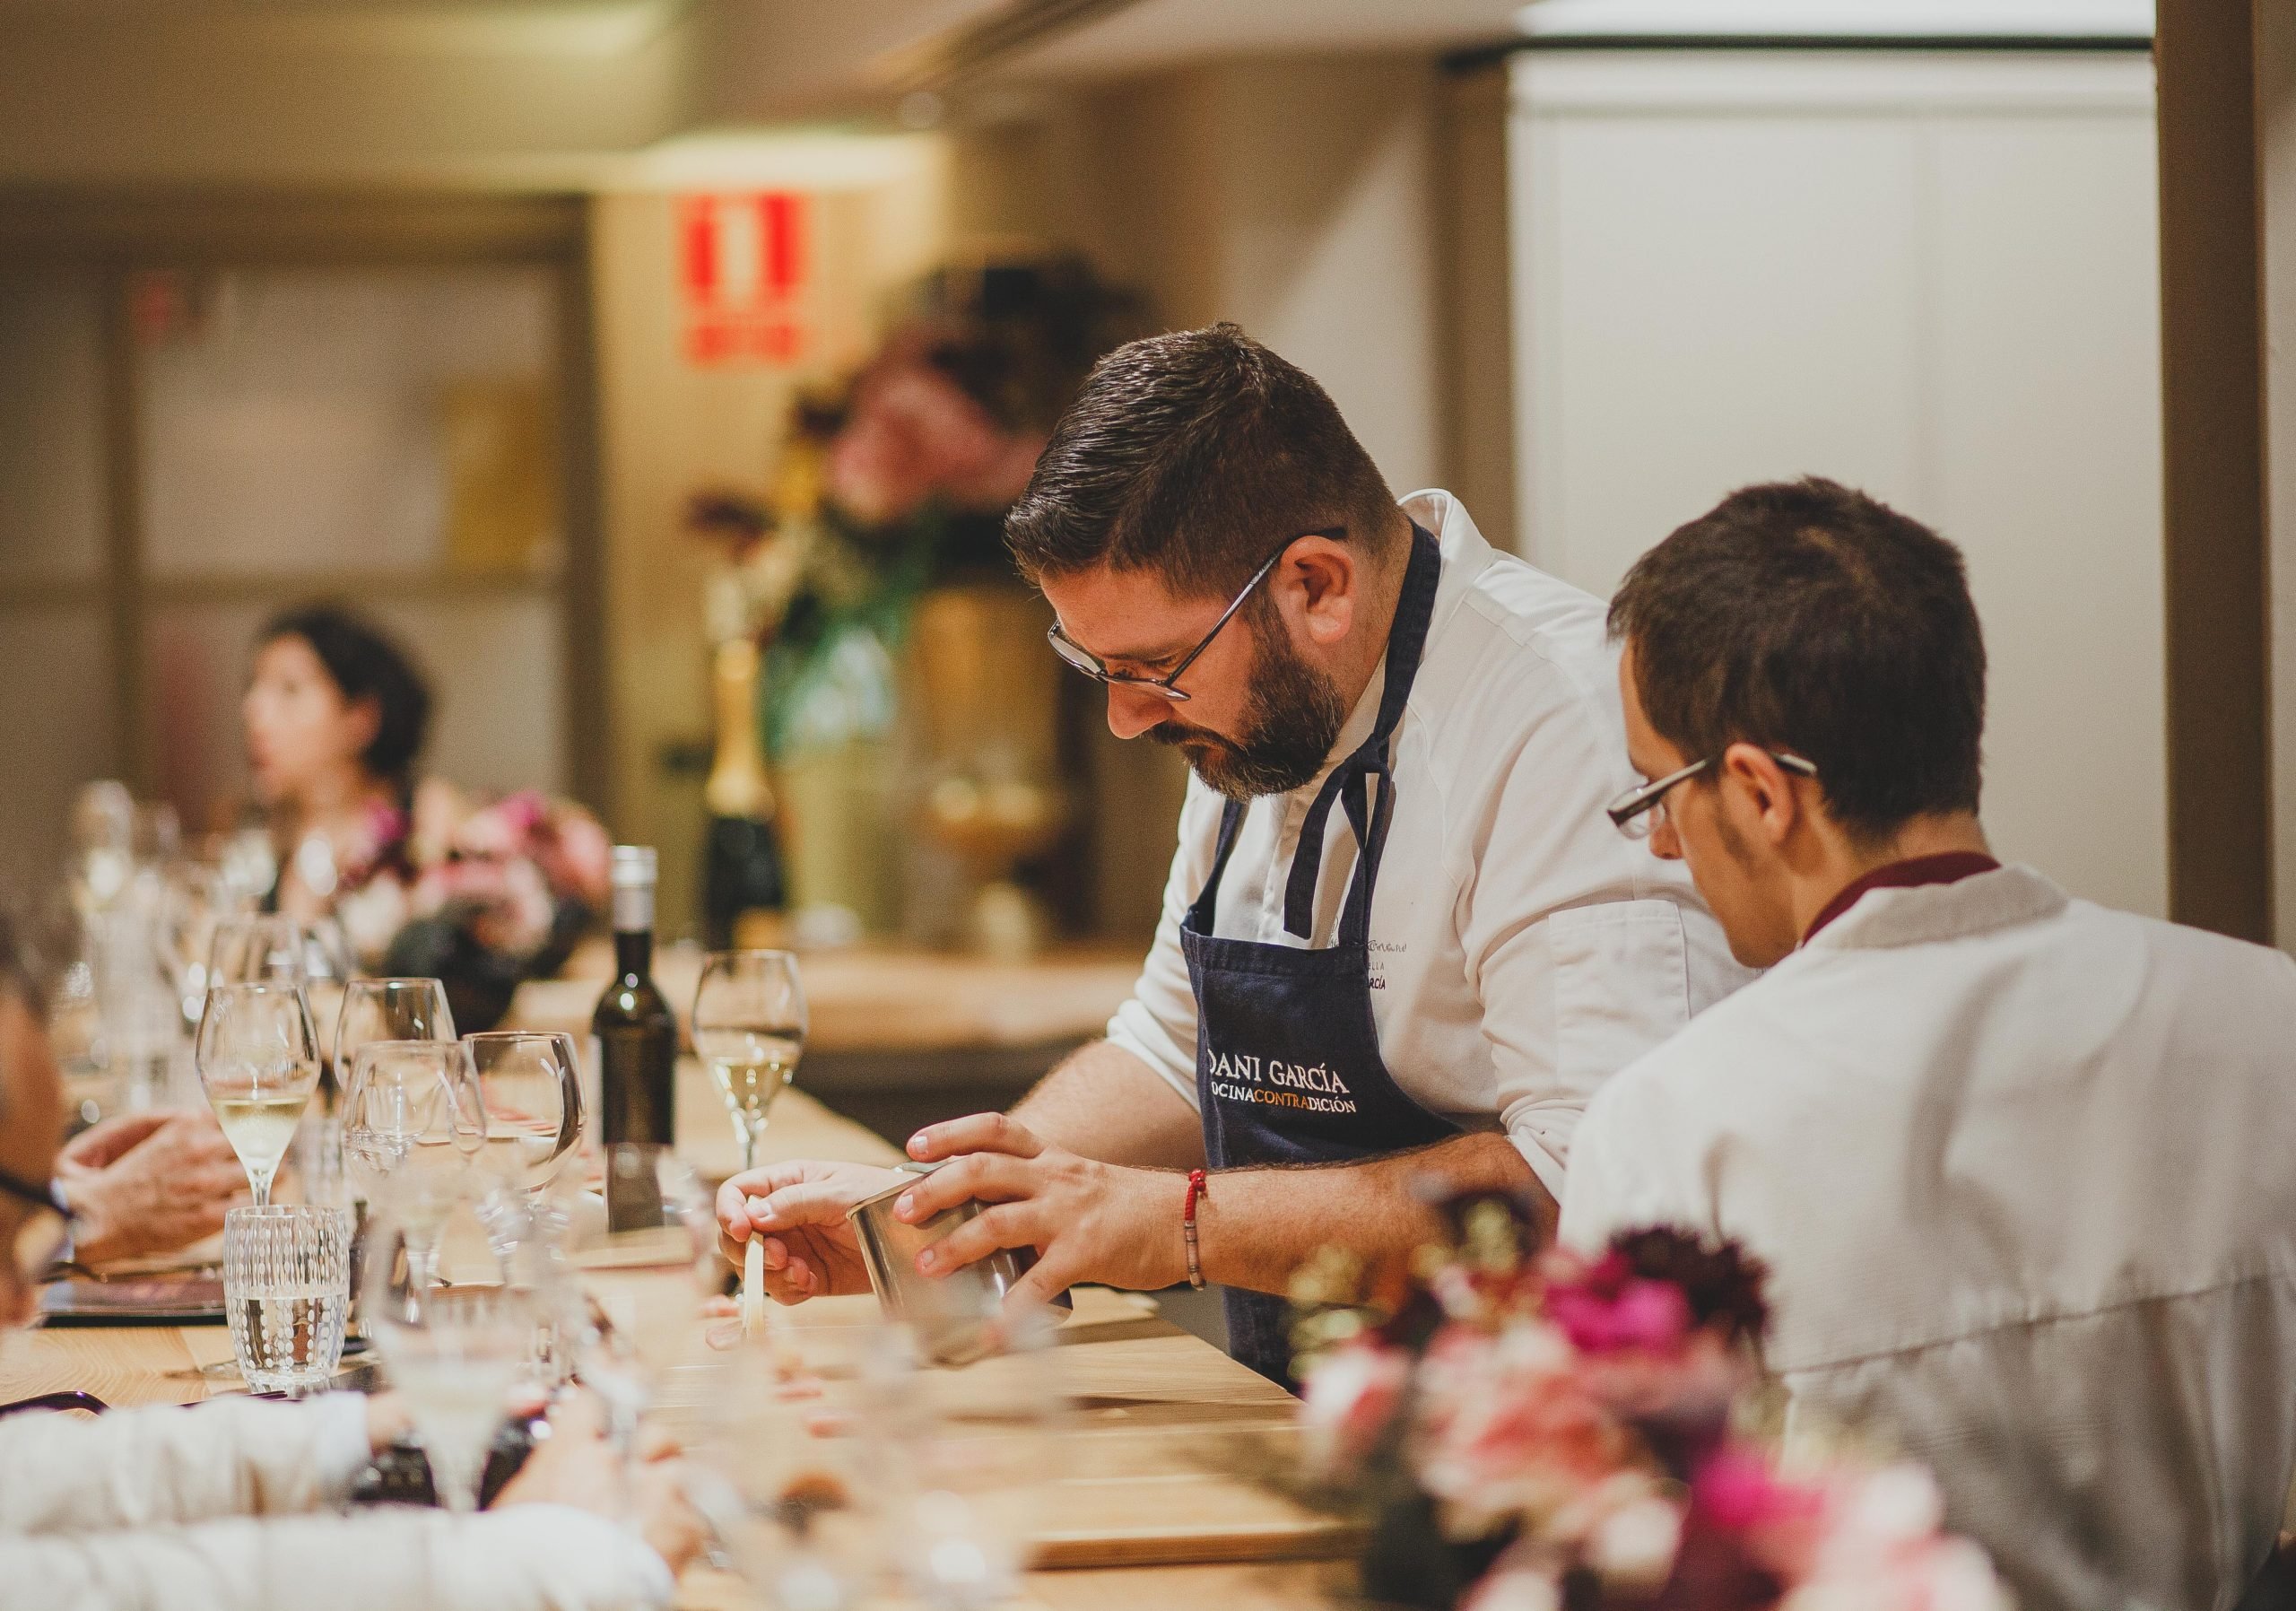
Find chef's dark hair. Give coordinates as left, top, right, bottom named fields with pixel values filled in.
left=1004, top=323, right=1400, bottom=598
left=1609, top=477, right=1986, bottom=840
left=257, top=605, right=432, bottom=801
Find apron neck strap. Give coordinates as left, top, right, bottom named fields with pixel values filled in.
left=1187, top=797, right=1248, bottom=933
left=1182, top=520, right=1445, bottom=944
left=1283, top=521, right=1442, bottom=940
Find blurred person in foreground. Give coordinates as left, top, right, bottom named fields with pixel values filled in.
left=719, top=323, right=1747, bottom=1386
left=50, top=1107, right=244, bottom=1266
left=244, top=605, right=610, bottom=1031
left=13, top=901, right=248, bottom=1267
left=0, top=913, right=703, bottom=1609
left=1561, top=477, right=2296, bottom=1611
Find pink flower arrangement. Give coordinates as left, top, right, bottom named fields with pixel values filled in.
left=1294, top=1211, right=2010, bottom=1611
left=398, top=788, right=609, bottom=963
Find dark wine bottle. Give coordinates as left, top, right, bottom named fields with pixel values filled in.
left=594, top=844, right=677, bottom=1231
left=701, top=637, right=787, bottom=949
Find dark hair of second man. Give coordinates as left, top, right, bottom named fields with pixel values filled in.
left=1608, top=476, right=1987, bottom=840
left=1004, top=324, right=1400, bottom=599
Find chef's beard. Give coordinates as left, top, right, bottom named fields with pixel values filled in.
left=1148, top=617, right=1349, bottom=800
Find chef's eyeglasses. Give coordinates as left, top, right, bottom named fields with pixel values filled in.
left=0, top=1162, right=73, bottom=1283
left=1046, top=528, right=1343, bottom=703
left=1606, top=751, right=1820, bottom=840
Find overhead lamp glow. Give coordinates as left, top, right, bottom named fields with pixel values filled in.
left=602, top=128, right=944, bottom=192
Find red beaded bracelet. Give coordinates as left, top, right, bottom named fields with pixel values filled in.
left=1183, top=1168, right=1208, bottom=1290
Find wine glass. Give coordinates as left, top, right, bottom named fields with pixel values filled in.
left=361, top=1214, right=535, bottom=1516
left=297, top=918, right=352, bottom=1074
left=691, top=951, right=806, bottom=1173
left=334, top=978, right=455, bottom=1102
left=195, top=981, right=322, bottom=1207
left=341, top=1040, right=485, bottom=1289
left=464, top=1032, right=582, bottom=1201
left=207, top=915, right=308, bottom=986
left=667, top=1330, right=886, bottom=1611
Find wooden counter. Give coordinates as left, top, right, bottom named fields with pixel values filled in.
left=4, top=1085, right=1348, bottom=1609
left=507, top=939, right=1141, bottom=1058
left=507, top=940, right=1144, bottom=1145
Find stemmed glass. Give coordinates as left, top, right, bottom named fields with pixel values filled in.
left=334, top=978, right=455, bottom=1102
left=207, top=915, right=309, bottom=986
left=195, top=981, right=322, bottom=1207
left=465, top=1032, right=582, bottom=1204
left=297, top=919, right=352, bottom=1072
left=361, top=1210, right=535, bottom=1516
left=691, top=951, right=806, bottom=1173
left=341, top=1040, right=485, bottom=1290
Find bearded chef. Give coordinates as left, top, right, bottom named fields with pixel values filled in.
left=717, top=323, right=1746, bottom=1385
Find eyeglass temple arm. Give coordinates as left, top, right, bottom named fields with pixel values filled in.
left=1161, top=541, right=1298, bottom=685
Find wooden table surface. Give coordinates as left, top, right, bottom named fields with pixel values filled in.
left=504, top=940, right=1141, bottom=1058
left=4, top=1086, right=1346, bottom=1610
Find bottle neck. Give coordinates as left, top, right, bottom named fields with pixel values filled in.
left=614, top=926, right=653, bottom=980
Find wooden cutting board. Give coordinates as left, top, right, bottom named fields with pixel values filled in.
left=629, top=1279, right=1352, bottom=1573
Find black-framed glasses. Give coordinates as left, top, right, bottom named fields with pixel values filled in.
left=0, top=1163, right=74, bottom=1283
left=1045, top=527, right=1343, bottom=703
left=1605, top=751, right=1819, bottom=840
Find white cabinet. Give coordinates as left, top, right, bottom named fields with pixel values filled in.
left=1509, top=48, right=2166, bottom=915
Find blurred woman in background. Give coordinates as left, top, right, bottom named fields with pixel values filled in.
left=244, top=606, right=610, bottom=1031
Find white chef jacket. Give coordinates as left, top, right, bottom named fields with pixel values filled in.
left=1561, top=864, right=2296, bottom=1611
left=1104, top=489, right=1751, bottom=1192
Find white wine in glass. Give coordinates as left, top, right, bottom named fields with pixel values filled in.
left=214, top=1093, right=314, bottom=1181
left=691, top=951, right=805, bottom=1173
left=196, top=981, right=322, bottom=1206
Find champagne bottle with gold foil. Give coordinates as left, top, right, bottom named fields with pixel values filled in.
left=701, top=637, right=787, bottom=949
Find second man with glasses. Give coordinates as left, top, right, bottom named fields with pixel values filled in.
left=716, top=324, right=1749, bottom=1384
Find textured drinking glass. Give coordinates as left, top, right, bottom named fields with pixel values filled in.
left=224, top=1205, right=351, bottom=1395
left=691, top=951, right=806, bottom=1173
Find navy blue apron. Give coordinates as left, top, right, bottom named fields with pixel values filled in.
left=1179, top=523, right=1460, bottom=1388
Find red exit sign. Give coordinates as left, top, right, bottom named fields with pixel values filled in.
left=678, top=192, right=810, bottom=366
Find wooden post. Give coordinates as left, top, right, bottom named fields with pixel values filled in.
left=2157, top=0, right=2273, bottom=940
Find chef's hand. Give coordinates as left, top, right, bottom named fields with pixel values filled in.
left=901, top=1113, right=1188, bottom=1309
left=714, top=1160, right=905, bottom=1302
left=55, top=1110, right=248, bottom=1264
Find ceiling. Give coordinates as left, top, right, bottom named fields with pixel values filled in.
left=0, top=0, right=1536, bottom=186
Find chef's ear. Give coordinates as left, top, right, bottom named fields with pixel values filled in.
left=1718, top=743, right=1805, bottom=846
left=1278, top=536, right=1358, bottom=646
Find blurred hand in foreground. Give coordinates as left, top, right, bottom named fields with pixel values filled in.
left=55, top=1110, right=247, bottom=1264
left=495, top=1390, right=707, bottom=1576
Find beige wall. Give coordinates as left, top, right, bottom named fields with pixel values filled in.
left=588, top=149, right=949, bottom=935
left=1511, top=48, right=2168, bottom=918
left=937, top=51, right=1500, bottom=936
